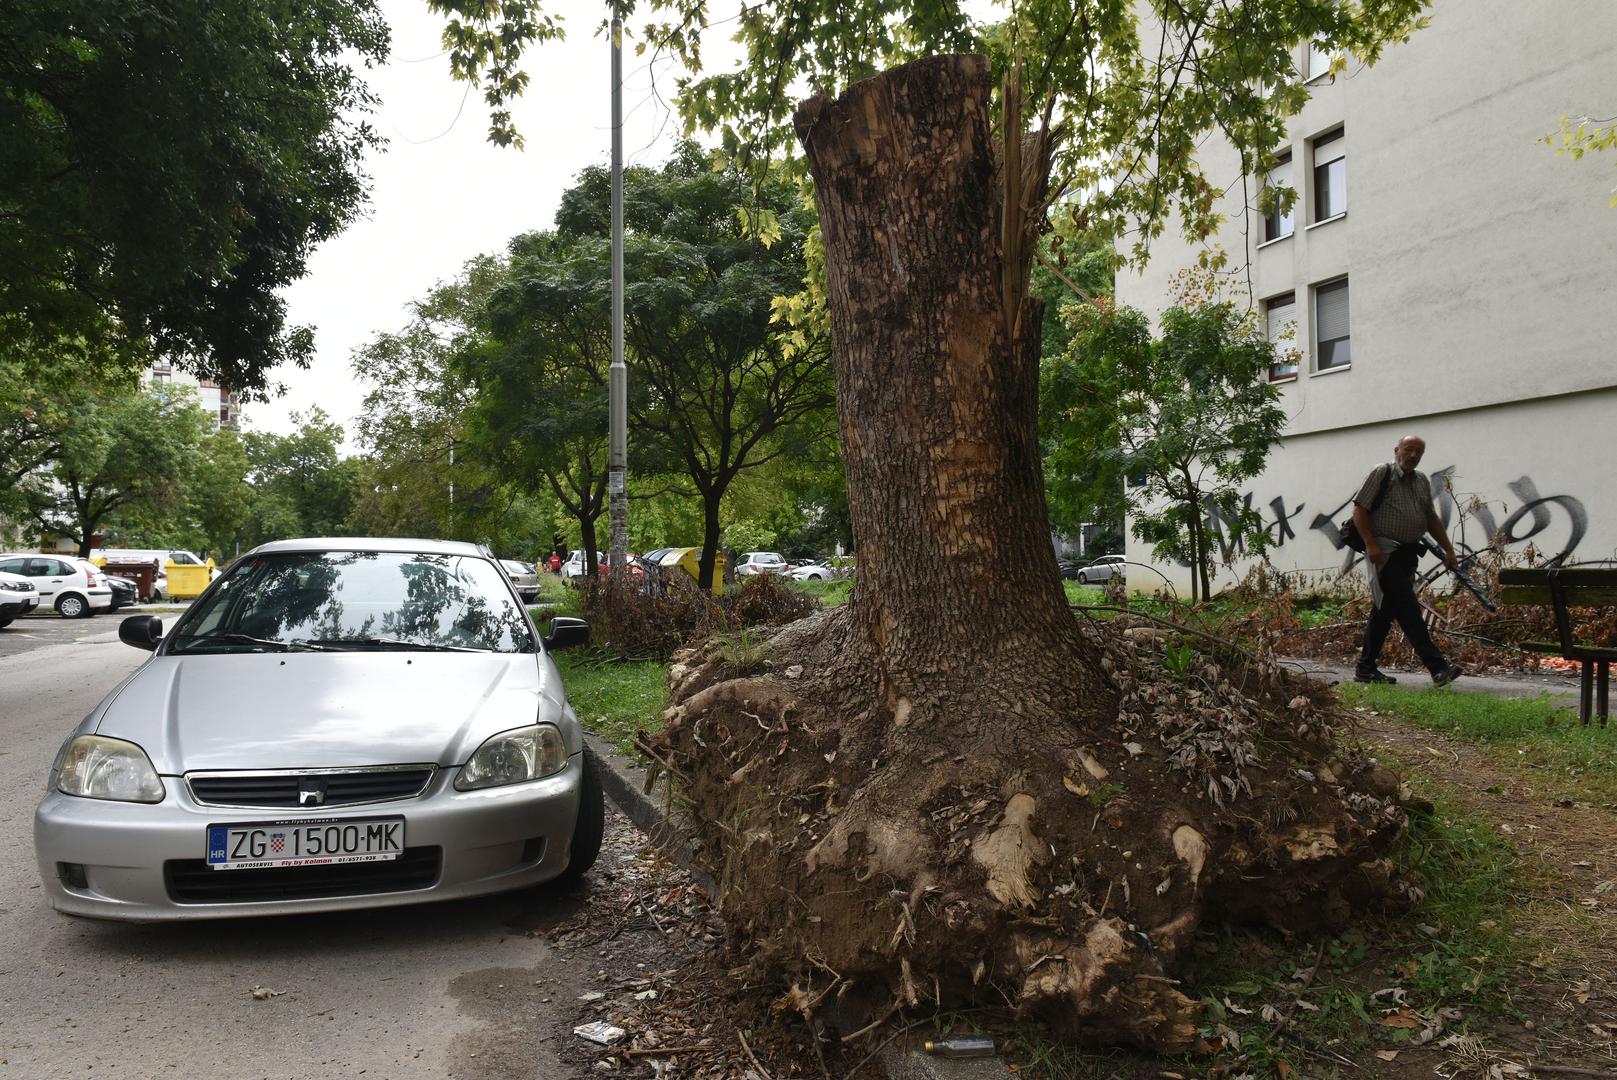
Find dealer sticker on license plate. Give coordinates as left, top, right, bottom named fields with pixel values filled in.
left=205, top=817, right=405, bottom=870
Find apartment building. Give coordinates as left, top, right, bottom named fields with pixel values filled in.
left=150, top=360, right=242, bottom=430
left=1114, top=0, right=1617, bottom=593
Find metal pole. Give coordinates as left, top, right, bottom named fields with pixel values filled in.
left=607, top=3, right=629, bottom=576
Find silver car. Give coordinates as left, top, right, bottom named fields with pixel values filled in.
left=34, top=538, right=603, bottom=922
left=500, top=558, right=542, bottom=603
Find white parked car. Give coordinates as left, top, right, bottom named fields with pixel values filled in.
left=0, top=554, right=115, bottom=618
left=1073, top=554, right=1127, bottom=585
left=735, top=552, right=790, bottom=576
left=0, top=570, right=42, bottom=627
left=33, top=537, right=603, bottom=921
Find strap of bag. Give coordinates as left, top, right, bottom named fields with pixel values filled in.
left=1365, top=463, right=1394, bottom=513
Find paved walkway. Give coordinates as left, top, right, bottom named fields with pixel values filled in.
left=1285, top=656, right=1584, bottom=708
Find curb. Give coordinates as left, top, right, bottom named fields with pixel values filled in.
left=585, top=730, right=1010, bottom=1078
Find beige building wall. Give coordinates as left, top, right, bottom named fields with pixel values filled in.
left=1115, top=0, right=1617, bottom=593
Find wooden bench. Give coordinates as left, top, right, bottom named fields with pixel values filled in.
left=1499, top=567, right=1617, bottom=726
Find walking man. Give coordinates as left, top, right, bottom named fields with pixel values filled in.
left=1352, top=435, right=1464, bottom=686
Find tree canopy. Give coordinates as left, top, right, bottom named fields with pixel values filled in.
left=434, top=0, right=1426, bottom=266
left=1, top=0, right=389, bottom=394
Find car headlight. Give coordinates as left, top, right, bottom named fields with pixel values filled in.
left=454, top=724, right=567, bottom=791
left=56, top=735, right=166, bottom=803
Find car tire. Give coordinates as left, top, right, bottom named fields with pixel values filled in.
left=55, top=593, right=88, bottom=618
left=0, top=616, right=12, bottom=629
left=555, top=743, right=605, bottom=885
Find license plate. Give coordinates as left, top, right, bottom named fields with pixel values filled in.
left=205, top=817, right=405, bottom=870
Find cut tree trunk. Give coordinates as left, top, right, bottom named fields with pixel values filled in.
left=649, top=53, right=1410, bottom=1050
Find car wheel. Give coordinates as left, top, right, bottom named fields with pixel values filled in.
left=55, top=593, right=88, bottom=618
left=0, top=616, right=12, bottom=629
left=555, top=743, right=605, bottom=885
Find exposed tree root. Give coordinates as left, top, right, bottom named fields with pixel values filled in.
left=646, top=605, right=1415, bottom=1051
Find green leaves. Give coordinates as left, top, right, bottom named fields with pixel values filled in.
left=1, top=0, right=390, bottom=393
left=1049, top=298, right=1288, bottom=600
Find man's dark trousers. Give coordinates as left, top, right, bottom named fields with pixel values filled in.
left=1358, top=544, right=1446, bottom=675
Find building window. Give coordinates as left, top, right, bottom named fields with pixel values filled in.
left=1307, top=38, right=1333, bottom=80
left=1314, top=278, right=1351, bottom=370
left=1265, top=292, right=1299, bottom=381
left=1263, top=154, right=1294, bottom=242
left=1312, top=128, right=1346, bottom=221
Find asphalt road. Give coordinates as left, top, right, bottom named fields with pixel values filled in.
left=0, top=625, right=634, bottom=1079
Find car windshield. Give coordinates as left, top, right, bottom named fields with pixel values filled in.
left=169, top=551, right=536, bottom=654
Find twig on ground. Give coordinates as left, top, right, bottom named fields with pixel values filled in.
left=844, top=1019, right=928, bottom=1080
left=840, top=1000, right=902, bottom=1043
left=737, top=1029, right=773, bottom=1079
left=1267, top=941, right=1327, bottom=1041
left=620, top=1043, right=718, bottom=1057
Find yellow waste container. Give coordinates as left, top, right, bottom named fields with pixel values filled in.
left=164, top=558, right=216, bottom=600
left=659, top=547, right=725, bottom=596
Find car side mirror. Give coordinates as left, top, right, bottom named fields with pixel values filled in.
left=541, top=616, right=589, bottom=652
left=119, top=615, right=164, bottom=651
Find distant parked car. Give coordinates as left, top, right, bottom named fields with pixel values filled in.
left=96, top=566, right=138, bottom=611
left=735, top=552, right=790, bottom=577
left=500, top=559, right=542, bottom=603
left=0, top=570, right=41, bottom=627
left=790, top=557, right=855, bottom=581
left=0, top=554, right=114, bottom=618
left=1073, top=555, right=1127, bottom=585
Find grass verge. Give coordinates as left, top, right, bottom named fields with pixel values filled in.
left=784, top=577, right=853, bottom=606
left=553, top=648, right=669, bottom=755
left=1341, top=681, right=1617, bottom=806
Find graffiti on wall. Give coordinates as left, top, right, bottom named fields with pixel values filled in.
left=1202, top=465, right=1590, bottom=572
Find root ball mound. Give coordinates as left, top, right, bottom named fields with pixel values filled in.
left=647, top=606, right=1413, bottom=1049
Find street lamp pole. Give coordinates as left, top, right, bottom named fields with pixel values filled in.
left=606, top=2, right=629, bottom=576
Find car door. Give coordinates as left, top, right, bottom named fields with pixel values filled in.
left=26, top=557, right=65, bottom=602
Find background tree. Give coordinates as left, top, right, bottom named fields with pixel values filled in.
left=1058, top=299, right=1288, bottom=601
left=1033, top=227, right=1119, bottom=553
left=469, top=145, right=835, bottom=588
left=350, top=257, right=527, bottom=544
left=240, top=411, right=361, bottom=548
left=25, top=384, right=210, bottom=557
left=462, top=232, right=618, bottom=575
left=434, top=0, right=1430, bottom=1046
left=1, top=0, right=388, bottom=393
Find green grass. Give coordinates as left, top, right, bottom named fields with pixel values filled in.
left=784, top=577, right=853, bottom=606
left=1062, top=581, right=1107, bottom=606
left=553, top=648, right=669, bottom=755
left=1165, top=790, right=1527, bottom=1077
left=1340, top=682, right=1617, bottom=805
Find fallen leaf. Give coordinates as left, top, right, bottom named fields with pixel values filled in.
left=1063, top=776, right=1090, bottom=797
left=1380, top=1009, right=1423, bottom=1030
left=1123, top=742, right=1144, bottom=757
left=249, top=986, right=285, bottom=1001
left=1374, top=1050, right=1399, bottom=1061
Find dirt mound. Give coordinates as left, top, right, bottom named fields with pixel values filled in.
left=647, top=606, right=1416, bottom=1049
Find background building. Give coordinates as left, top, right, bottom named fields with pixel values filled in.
left=1114, top=0, right=1617, bottom=593
left=150, top=360, right=242, bottom=430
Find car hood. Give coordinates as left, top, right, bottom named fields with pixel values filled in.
left=94, top=652, right=560, bottom=774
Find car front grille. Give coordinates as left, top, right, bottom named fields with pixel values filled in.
left=164, top=847, right=442, bottom=904
left=187, top=766, right=435, bottom=808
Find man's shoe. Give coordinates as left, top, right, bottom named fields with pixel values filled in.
left=1431, top=664, right=1464, bottom=687
left=1353, top=668, right=1397, bottom=684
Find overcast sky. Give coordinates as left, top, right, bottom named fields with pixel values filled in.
left=263, top=0, right=735, bottom=449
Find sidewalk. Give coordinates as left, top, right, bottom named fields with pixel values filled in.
left=1285, top=657, right=1584, bottom=708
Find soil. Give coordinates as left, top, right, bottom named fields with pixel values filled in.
left=507, top=804, right=877, bottom=1078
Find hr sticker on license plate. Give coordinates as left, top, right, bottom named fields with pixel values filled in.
left=205, top=817, right=405, bottom=870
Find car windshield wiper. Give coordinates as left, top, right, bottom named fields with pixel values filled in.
left=304, top=637, right=485, bottom=653
left=174, top=633, right=331, bottom=653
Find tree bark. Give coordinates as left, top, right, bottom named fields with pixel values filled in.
left=650, top=54, right=1409, bottom=1051
left=794, top=54, right=1101, bottom=704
